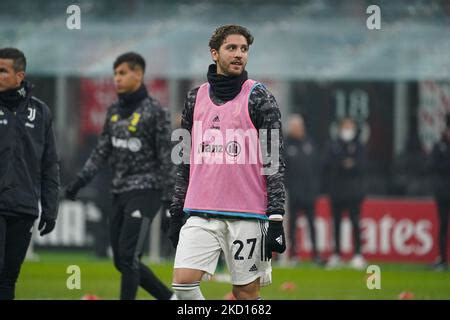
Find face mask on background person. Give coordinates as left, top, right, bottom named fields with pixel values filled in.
left=340, top=128, right=356, bottom=142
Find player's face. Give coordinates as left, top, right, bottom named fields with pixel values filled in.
left=288, top=117, right=305, bottom=139
left=340, top=119, right=356, bottom=132
left=211, top=34, right=249, bottom=76
left=0, top=59, right=24, bottom=92
left=113, top=62, right=143, bottom=94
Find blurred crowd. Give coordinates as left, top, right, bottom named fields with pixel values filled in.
left=284, top=113, right=450, bottom=270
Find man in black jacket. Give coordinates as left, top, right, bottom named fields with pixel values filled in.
left=65, top=52, right=175, bottom=300
left=323, top=117, right=367, bottom=270
left=430, top=114, right=450, bottom=271
left=284, top=114, right=323, bottom=265
left=0, top=48, right=60, bottom=300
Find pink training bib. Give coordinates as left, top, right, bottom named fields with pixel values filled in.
left=184, top=79, right=267, bottom=219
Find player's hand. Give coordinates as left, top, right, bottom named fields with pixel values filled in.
left=265, top=220, right=286, bottom=260
left=38, top=216, right=56, bottom=236
left=168, top=214, right=185, bottom=249
left=64, top=179, right=83, bottom=201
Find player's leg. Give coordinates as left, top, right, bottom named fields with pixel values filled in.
left=327, top=200, right=343, bottom=267
left=110, top=195, right=124, bottom=276
left=436, top=199, right=449, bottom=265
left=118, top=190, right=172, bottom=300
left=116, top=209, right=149, bottom=299
left=232, top=277, right=260, bottom=300
left=0, top=216, right=34, bottom=300
left=172, top=216, right=223, bottom=300
left=287, top=197, right=299, bottom=260
left=303, top=202, right=322, bottom=264
left=172, top=268, right=206, bottom=300
left=222, top=219, right=271, bottom=300
left=138, top=261, right=174, bottom=300
left=111, top=192, right=144, bottom=299
left=348, top=199, right=362, bottom=255
left=132, top=190, right=173, bottom=299
left=332, top=201, right=343, bottom=255
left=348, top=199, right=367, bottom=269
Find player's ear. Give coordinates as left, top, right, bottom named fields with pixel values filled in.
left=16, top=71, right=25, bottom=85
left=210, top=49, right=218, bottom=63
left=133, top=67, right=144, bottom=82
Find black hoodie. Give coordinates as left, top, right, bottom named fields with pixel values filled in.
left=0, top=81, right=60, bottom=219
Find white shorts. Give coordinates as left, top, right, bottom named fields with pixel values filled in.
left=174, top=216, right=272, bottom=287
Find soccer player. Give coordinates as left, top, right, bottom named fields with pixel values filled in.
left=0, top=48, right=60, bottom=300
left=169, top=25, right=286, bottom=300
left=65, top=52, right=175, bottom=300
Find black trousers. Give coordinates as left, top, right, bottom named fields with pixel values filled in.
left=0, top=215, right=35, bottom=300
left=110, top=189, right=172, bottom=300
left=436, top=198, right=450, bottom=263
left=331, top=199, right=362, bottom=256
left=288, top=197, right=318, bottom=257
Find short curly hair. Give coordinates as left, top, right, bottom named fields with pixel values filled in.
left=209, top=25, right=254, bottom=51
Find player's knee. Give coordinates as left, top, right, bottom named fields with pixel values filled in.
left=172, top=268, right=204, bottom=284
left=172, top=281, right=205, bottom=300
left=112, top=254, right=122, bottom=270
left=232, top=288, right=259, bottom=300
left=232, top=281, right=260, bottom=300
left=113, top=253, right=137, bottom=273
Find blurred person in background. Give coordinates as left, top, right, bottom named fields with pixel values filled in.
left=64, top=52, right=175, bottom=300
left=390, top=131, right=432, bottom=197
left=284, top=114, right=323, bottom=265
left=0, top=48, right=60, bottom=299
left=322, top=117, right=367, bottom=270
left=430, top=114, right=450, bottom=271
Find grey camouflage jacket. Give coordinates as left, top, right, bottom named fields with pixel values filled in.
left=76, top=96, right=174, bottom=199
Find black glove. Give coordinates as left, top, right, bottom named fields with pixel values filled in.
left=65, top=179, right=84, bottom=201
left=38, top=217, right=56, bottom=236
left=265, top=220, right=286, bottom=260
left=168, top=214, right=185, bottom=249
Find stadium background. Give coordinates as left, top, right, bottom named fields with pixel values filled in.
left=1, top=0, right=449, bottom=299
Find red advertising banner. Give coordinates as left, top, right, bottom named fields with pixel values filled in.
left=79, top=78, right=169, bottom=138
left=295, top=197, right=447, bottom=263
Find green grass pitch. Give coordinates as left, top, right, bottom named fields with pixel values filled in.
left=16, top=250, right=450, bottom=300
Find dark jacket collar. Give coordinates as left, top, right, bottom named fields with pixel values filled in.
left=206, top=64, right=248, bottom=102
left=0, top=81, right=33, bottom=111
left=117, top=84, right=148, bottom=118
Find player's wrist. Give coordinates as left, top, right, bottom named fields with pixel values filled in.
left=268, top=214, right=283, bottom=221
